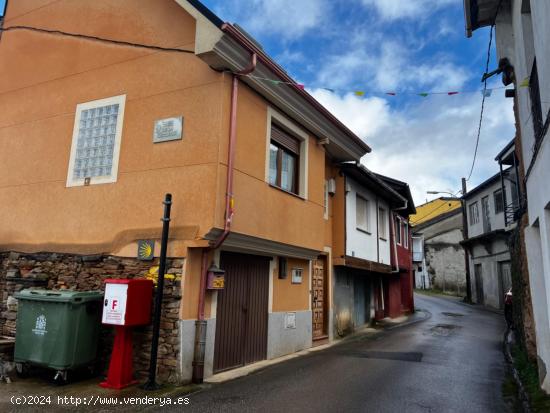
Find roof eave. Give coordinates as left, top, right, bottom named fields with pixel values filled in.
left=175, top=0, right=370, bottom=162
left=340, top=164, right=407, bottom=207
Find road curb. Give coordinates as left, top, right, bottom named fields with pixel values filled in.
left=503, top=328, right=532, bottom=413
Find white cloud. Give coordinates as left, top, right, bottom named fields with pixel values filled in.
left=309, top=89, right=392, bottom=139
left=309, top=88, right=515, bottom=205
left=316, top=39, right=469, bottom=92
left=214, top=0, right=328, bottom=40
left=361, top=0, right=456, bottom=21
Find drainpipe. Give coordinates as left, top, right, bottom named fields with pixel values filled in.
left=461, top=177, right=472, bottom=303
left=191, top=52, right=257, bottom=384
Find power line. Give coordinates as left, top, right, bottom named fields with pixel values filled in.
left=410, top=190, right=463, bottom=226
left=466, top=0, right=504, bottom=182
left=0, top=25, right=195, bottom=54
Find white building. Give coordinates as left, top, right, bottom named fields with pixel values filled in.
left=333, top=163, right=415, bottom=334
left=464, top=0, right=550, bottom=392
left=462, top=164, right=519, bottom=309
left=412, top=208, right=465, bottom=295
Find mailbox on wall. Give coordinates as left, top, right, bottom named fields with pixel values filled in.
left=102, top=279, right=153, bottom=326
left=100, top=278, right=153, bottom=390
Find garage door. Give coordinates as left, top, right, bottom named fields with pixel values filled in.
left=213, top=252, right=270, bottom=373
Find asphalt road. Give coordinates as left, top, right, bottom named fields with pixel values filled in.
left=182, top=293, right=509, bottom=413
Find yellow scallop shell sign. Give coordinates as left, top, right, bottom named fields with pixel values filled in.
left=137, top=240, right=155, bottom=261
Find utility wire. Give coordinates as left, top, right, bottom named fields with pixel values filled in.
left=466, top=0, right=504, bottom=182
left=410, top=190, right=462, bottom=226
left=0, top=25, right=195, bottom=54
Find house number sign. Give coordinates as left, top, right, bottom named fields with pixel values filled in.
left=153, top=117, right=183, bottom=143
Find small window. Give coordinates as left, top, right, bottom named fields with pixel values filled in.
left=269, top=124, right=300, bottom=195
left=494, top=189, right=504, bottom=214
left=356, top=195, right=369, bottom=233
left=469, top=202, right=480, bottom=225
left=395, top=216, right=402, bottom=245
left=66, top=95, right=126, bottom=187
left=378, top=207, right=387, bottom=240
left=404, top=222, right=409, bottom=249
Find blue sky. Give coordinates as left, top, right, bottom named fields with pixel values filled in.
left=0, top=0, right=6, bottom=16
left=203, top=0, right=514, bottom=204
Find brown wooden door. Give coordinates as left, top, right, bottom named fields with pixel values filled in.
left=312, top=257, right=327, bottom=339
left=214, top=252, right=270, bottom=373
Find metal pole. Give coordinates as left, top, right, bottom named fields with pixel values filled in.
left=462, top=178, right=472, bottom=303
left=142, top=193, right=172, bottom=390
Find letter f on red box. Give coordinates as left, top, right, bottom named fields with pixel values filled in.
left=112, top=300, right=118, bottom=310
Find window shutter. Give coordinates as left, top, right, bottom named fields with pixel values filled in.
left=271, top=124, right=300, bottom=155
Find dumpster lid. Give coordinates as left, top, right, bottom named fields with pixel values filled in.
left=14, top=289, right=103, bottom=303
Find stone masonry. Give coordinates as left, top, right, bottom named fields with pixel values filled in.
left=0, top=252, right=183, bottom=383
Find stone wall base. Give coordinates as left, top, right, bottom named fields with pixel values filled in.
left=0, top=251, right=183, bottom=383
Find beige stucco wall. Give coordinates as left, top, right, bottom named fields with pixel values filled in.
left=0, top=1, right=342, bottom=341
left=216, top=83, right=327, bottom=252
left=0, top=0, right=225, bottom=254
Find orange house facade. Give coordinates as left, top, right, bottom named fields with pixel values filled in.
left=0, top=0, right=378, bottom=383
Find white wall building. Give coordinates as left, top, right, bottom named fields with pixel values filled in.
left=345, top=176, right=392, bottom=266
left=462, top=168, right=518, bottom=309
left=412, top=207, right=465, bottom=295
left=464, top=0, right=550, bottom=391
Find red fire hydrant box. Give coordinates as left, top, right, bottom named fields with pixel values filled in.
left=102, top=279, right=153, bottom=326
left=100, top=278, right=153, bottom=389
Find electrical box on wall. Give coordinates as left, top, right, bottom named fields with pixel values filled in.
left=327, top=178, right=336, bottom=195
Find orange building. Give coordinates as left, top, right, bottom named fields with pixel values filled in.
left=0, top=0, right=376, bottom=383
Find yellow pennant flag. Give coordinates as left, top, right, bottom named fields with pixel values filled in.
left=520, top=77, right=530, bottom=88
left=354, top=91, right=365, bottom=96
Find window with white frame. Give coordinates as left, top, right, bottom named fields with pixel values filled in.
left=265, top=108, right=308, bottom=199
left=403, top=222, right=409, bottom=249
left=356, top=195, right=369, bottom=232
left=378, top=207, right=387, bottom=240
left=395, top=215, right=402, bottom=245
left=66, top=95, right=126, bottom=187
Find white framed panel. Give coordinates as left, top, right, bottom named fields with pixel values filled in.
left=66, top=94, right=126, bottom=187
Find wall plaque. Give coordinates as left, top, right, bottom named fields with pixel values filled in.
left=137, top=240, right=155, bottom=261
left=284, top=312, right=296, bottom=329
left=153, top=117, right=183, bottom=143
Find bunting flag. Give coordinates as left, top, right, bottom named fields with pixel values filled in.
left=234, top=72, right=509, bottom=98
left=520, top=77, right=530, bottom=88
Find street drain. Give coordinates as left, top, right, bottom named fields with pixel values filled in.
left=341, top=351, right=423, bottom=362
left=442, top=312, right=464, bottom=317
left=430, top=324, right=460, bottom=337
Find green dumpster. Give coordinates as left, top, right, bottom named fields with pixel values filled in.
left=14, top=289, right=103, bottom=376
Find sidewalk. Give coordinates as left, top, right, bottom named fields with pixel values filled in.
left=206, top=309, right=429, bottom=384
left=0, top=310, right=428, bottom=411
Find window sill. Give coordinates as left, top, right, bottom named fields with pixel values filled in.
left=356, top=228, right=371, bottom=235
left=379, top=237, right=387, bottom=242
left=268, top=183, right=305, bottom=201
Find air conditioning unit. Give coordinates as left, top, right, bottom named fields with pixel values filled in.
left=327, top=178, right=336, bottom=195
